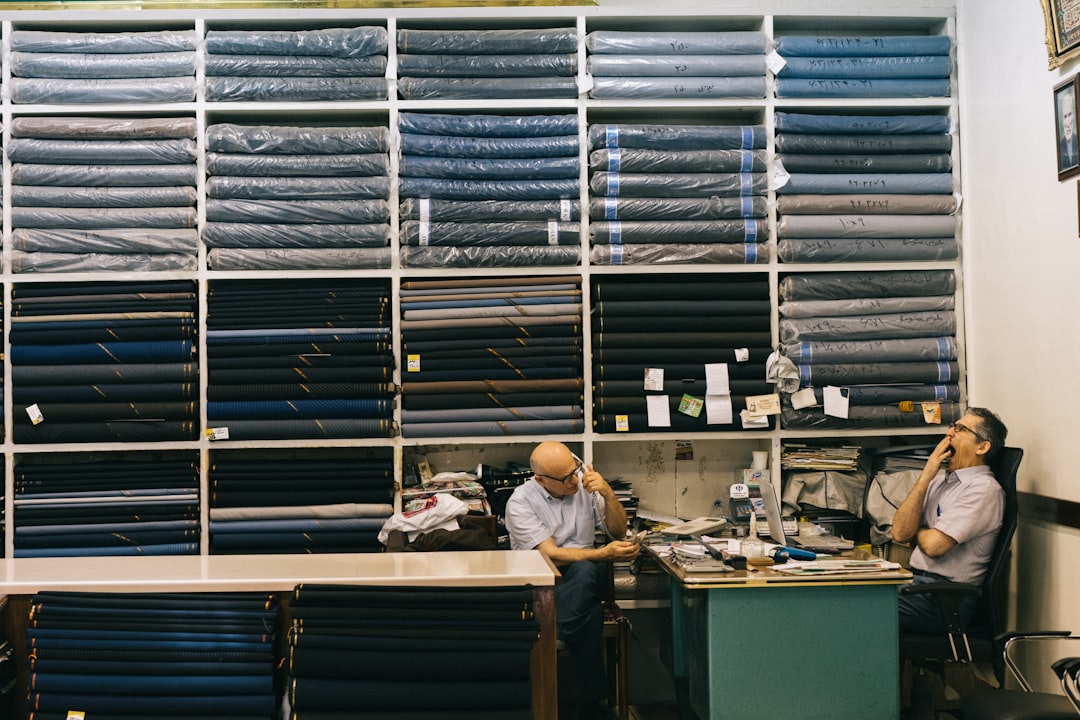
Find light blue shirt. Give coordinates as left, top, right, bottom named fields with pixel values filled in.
left=504, top=479, right=603, bottom=551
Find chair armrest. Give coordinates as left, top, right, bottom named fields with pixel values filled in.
left=999, top=631, right=1079, bottom=691
left=900, top=580, right=980, bottom=599
left=996, top=630, right=1072, bottom=644
left=1051, top=656, right=1080, bottom=680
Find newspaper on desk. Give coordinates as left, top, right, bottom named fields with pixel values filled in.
left=772, top=558, right=901, bottom=575
left=664, top=538, right=735, bottom=572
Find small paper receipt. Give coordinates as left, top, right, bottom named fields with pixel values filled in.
left=744, top=393, right=781, bottom=417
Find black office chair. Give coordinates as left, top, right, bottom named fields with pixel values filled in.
left=899, top=446, right=1023, bottom=720
left=962, top=631, right=1080, bottom=720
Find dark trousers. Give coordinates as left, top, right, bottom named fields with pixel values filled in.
left=556, top=560, right=607, bottom=705
left=898, top=571, right=977, bottom=634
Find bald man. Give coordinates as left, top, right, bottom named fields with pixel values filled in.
left=505, top=441, right=640, bottom=720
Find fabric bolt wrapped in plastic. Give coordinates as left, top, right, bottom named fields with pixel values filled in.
left=10, top=51, right=196, bottom=78
left=10, top=29, right=197, bottom=53
left=590, top=219, right=763, bottom=244
left=400, top=112, right=577, bottom=137
left=11, top=77, right=197, bottom=104
left=806, top=383, right=960, bottom=405
left=775, top=77, right=950, bottom=98
left=12, top=228, right=197, bottom=255
left=590, top=148, right=766, bottom=173
left=207, top=247, right=391, bottom=270
left=774, top=35, right=952, bottom=57
left=205, top=26, right=388, bottom=57
left=587, top=54, right=766, bottom=76
left=400, top=198, right=580, bottom=222
left=399, top=177, right=578, bottom=201
left=778, top=237, right=958, bottom=262
left=205, top=54, right=386, bottom=77
left=779, top=295, right=954, bottom=318
left=397, top=27, right=577, bottom=54
left=782, top=337, right=956, bottom=364
left=586, top=30, right=768, bottom=55
left=206, top=198, right=389, bottom=224
left=10, top=115, right=196, bottom=138
left=204, top=223, right=390, bottom=248
left=590, top=196, right=766, bottom=220
left=206, top=124, right=389, bottom=154
left=591, top=243, right=767, bottom=265
left=206, top=76, right=387, bottom=102
left=776, top=172, right=952, bottom=194
left=12, top=186, right=196, bottom=208
left=400, top=245, right=579, bottom=268
left=12, top=163, right=198, bottom=186
left=590, top=76, right=767, bottom=99
left=796, top=361, right=960, bottom=386
left=590, top=123, right=766, bottom=150
left=776, top=194, right=957, bottom=214
left=776, top=132, right=952, bottom=154
left=398, top=76, right=578, bottom=99
left=206, top=175, right=391, bottom=200
left=206, top=152, right=389, bottom=177
left=780, top=311, right=956, bottom=342
left=12, top=206, right=197, bottom=229
left=777, top=214, right=955, bottom=238
left=782, top=401, right=962, bottom=429
left=776, top=55, right=951, bottom=79
left=778, top=153, right=951, bottom=172
left=591, top=172, right=766, bottom=198
left=398, top=53, right=576, bottom=76
left=775, top=112, right=952, bottom=135
left=401, top=133, right=578, bottom=159
left=12, top=252, right=195, bottom=273
left=778, top=270, right=956, bottom=301
left=8, top=138, right=197, bottom=164
left=401, top=220, right=579, bottom=246
left=399, top=155, right=579, bottom=181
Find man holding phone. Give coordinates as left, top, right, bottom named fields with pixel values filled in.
left=891, top=407, right=1008, bottom=633
left=505, top=441, right=640, bottom=720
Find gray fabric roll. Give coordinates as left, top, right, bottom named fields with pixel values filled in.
left=12, top=251, right=195, bottom=272
left=12, top=228, right=198, bottom=254
left=206, top=152, right=389, bottom=177
left=203, top=223, right=390, bottom=248
left=402, top=303, right=580, bottom=322
left=12, top=163, right=198, bottom=186
left=590, top=242, right=766, bottom=265
left=779, top=295, right=954, bottom=318
left=590, top=172, right=767, bottom=198
left=12, top=206, right=197, bottom=229
left=207, top=247, right=391, bottom=270
left=206, top=76, right=387, bottom=101
left=589, top=148, right=766, bottom=172
left=778, top=214, right=956, bottom=238
left=206, top=176, right=390, bottom=200
left=587, top=54, right=766, bottom=76
left=10, top=77, right=196, bottom=104
left=205, top=54, right=386, bottom=77
left=589, top=219, right=763, bottom=244
left=585, top=31, right=767, bottom=55
left=399, top=245, right=579, bottom=268
left=10, top=50, right=196, bottom=78
left=8, top=138, right=197, bottom=164
left=781, top=337, right=956, bottom=363
left=779, top=270, right=955, bottom=300
left=206, top=26, right=388, bottom=57
left=206, top=199, right=389, bottom=224
left=206, top=124, right=390, bottom=154
left=776, top=194, right=957, bottom=214
left=589, top=75, right=766, bottom=99
left=778, top=153, right=951, bottom=173
left=12, top=186, right=196, bottom=208
left=780, top=311, right=955, bottom=342
left=778, top=237, right=958, bottom=262
left=590, top=196, right=767, bottom=220
left=10, top=115, right=196, bottom=139
left=209, top=503, right=394, bottom=521
left=781, top=402, right=962, bottom=429
left=10, top=29, right=197, bottom=52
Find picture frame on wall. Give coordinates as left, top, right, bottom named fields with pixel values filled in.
left=1055, top=76, right=1080, bottom=179
left=1040, top=0, right=1080, bottom=68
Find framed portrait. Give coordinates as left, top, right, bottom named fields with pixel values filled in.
left=1055, top=76, right=1080, bottom=179
left=1041, top=0, right=1080, bottom=68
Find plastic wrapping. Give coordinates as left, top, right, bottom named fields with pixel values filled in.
left=779, top=270, right=956, bottom=301
left=401, top=132, right=577, bottom=159
left=398, top=53, right=576, bottom=77
left=207, top=198, right=388, bottom=224
left=10, top=30, right=197, bottom=53
left=207, top=152, right=389, bottom=177
left=779, top=295, right=954, bottom=318
left=12, top=186, right=196, bottom=208
left=780, top=312, right=955, bottom=342
left=400, top=245, right=579, bottom=268
left=400, top=220, right=579, bottom=246
left=776, top=56, right=951, bottom=79
left=589, top=76, right=766, bottom=99
left=398, top=177, right=577, bottom=201
left=775, top=112, right=951, bottom=135
left=590, top=172, right=766, bottom=198
left=778, top=153, right=951, bottom=173
left=589, top=54, right=766, bottom=77
left=806, top=384, right=959, bottom=405
left=12, top=206, right=196, bottom=229
left=208, top=247, right=391, bottom=270
left=12, top=251, right=195, bottom=273
left=589, top=124, right=766, bottom=150
left=778, top=237, right=958, bottom=262
left=590, top=219, right=763, bottom=244
left=778, top=214, right=956, bottom=238
left=399, top=155, right=578, bottom=180
left=776, top=194, right=957, bottom=214
left=399, top=198, right=579, bottom=222
left=776, top=133, right=951, bottom=154
left=10, top=51, right=196, bottom=79
left=203, top=223, right=389, bottom=249
left=206, top=124, right=389, bottom=154
left=206, top=176, right=390, bottom=200
left=399, top=112, right=577, bottom=137
left=586, top=31, right=767, bottom=55
left=781, top=337, right=956, bottom=364
left=10, top=77, right=196, bottom=104
left=12, top=228, right=198, bottom=254
left=777, top=173, right=952, bottom=194
left=206, top=27, right=388, bottom=57
left=590, top=148, right=765, bottom=173
left=797, top=361, right=959, bottom=386
left=397, top=77, right=578, bottom=100
left=590, top=242, right=765, bottom=265
left=206, top=76, right=387, bottom=102
left=205, top=55, right=386, bottom=77
left=397, top=28, right=577, bottom=54
left=12, top=163, right=198, bottom=187
left=775, top=78, right=950, bottom=98
left=11, top=116, right=196, bottom=139
left=774, top=36, right=951, bottom=58
left=590, top=196, right=766, bottom=220
left=8, top=138, right=196, bottom=164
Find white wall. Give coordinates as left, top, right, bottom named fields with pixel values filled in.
left=958, top=0, right=1080, bottom=687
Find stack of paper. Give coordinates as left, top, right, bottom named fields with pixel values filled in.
left=781, top=443, right=862, bottom=471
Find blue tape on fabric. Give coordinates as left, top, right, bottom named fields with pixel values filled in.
left=740, top=150, right=753, bottom=173
left=740, top=173, right=751, bottom=196
left=934, top=384, right=947, bottom=401
left=604, top=197, right=618, bottom=220
left=936, top=336, right=951, bottom=359
left=610, top=220, right=622, bottom=244
left=798, top=342, right=811, bottom=363
left=609, top=172, right=620, bottom=196
left=741, top=197, right=753, bottom=216
left=606, top=126, right=619, bottom=149
left=744, top=218, right=757, bottom=242
left=611, top=244, right=624, bottom=265
left=744, top=243, right=756, bottom=263
left=741, top=126, right=753, bottom=149
left=609, top=147, right=621, bottom=173
left=937, top=361, right=951, bottom=382
left=799, top=364, right=811, bottom=386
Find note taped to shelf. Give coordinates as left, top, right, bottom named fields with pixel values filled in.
left=745, top=393, right=781, bottom=417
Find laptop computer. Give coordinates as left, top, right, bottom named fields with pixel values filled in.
left=759, top=478, right=854, bottom=554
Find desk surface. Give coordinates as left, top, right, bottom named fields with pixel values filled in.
left=645, top=543, right=911, bottom=588
left=0, top=550, right=557, bottom=595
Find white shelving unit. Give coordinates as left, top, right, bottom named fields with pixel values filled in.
left=0, top=2, right=962, bottom=559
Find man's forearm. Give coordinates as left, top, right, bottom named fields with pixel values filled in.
left=892, top=474, right=934, bottom=543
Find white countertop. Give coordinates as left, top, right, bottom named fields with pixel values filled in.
left=0, top=550, right=557, bottom=595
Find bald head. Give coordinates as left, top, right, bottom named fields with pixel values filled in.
left=531, top=441, right=575, bottom=477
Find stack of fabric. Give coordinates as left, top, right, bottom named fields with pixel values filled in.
left=397, top=26, right=577, bottom=99
left=209, top=451, right=394, bottom=554
left=13, top=454, right=199, bottom=558
left=591, top=274, right=773, bottom=432
left=204, top=122, right=391, bottom=271
left=10, top=280, right=199, bottom=443
left=778, top=270, right=962, bottom=429
left=9, top=115, right=198, bottom=273
left=287, top=584, right=538, bottom=719
left=205, top=280, right=395, bottom=441
left=398, top=112, right=580, bottom=268
left=8, top=29, right=197, bottom=104
left=775, top=111, right=957, bottom=262
left=399, top=276, right=584, bottom=438
left=585, top=30, right=768, bottom=99
left=587, top=123, right=768, bottom=265
left=205, top=26, right=388, bottom=101
left=773, top=34, right=951, bottom=98
left=26, top=591, right=280, bottom=717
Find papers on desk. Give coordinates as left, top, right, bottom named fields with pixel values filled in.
left=772, top=559, right=901, bottom=575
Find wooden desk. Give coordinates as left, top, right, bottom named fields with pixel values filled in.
left=0, top=551, right=559, bottom=720
left=647, top=545, right=911, bottom=720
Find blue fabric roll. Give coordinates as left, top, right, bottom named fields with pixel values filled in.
left=590, top=76, right=766, bottom=99
left=397, top=27, right=577, bottom=54
left=589, top=124, right=766, bottom=150
left=11, top=340, right=193, bottom=364
left=205, top=54, right=386, bottom=77
left=782, top=337, right=956, bottom=363
left=398, top=76, right=578, bottom=99
left=399, top=112, right=578, bottom=137
left=206, top=76, right=387, bottom=102
left=775, top=77, right=950, bottom=98
left=398, top=177, right=578, bottom=200
left=206, top=27, right=388, bottom=57
left=401, top=132, right=578, bottom=159
left=399, top=155, right=579, bottom=180
left=398, top=53, right=576, bottom=77
left=775, top=35, right=951, bottom=57
left=777, top=55, right=951, bottom=79
left=775, top=112, right=951, bottom=134
left=778, top=172, right=952, bottom=194
left=206, top=399, right=391, bottom=420
left=588, top=54, right=766, bottom=76
left=586, top=31, right=767, bottom=55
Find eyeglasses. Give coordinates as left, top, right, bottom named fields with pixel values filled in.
left=536, top=462, right=583, bottom=485
left=951, top=421, right=987, bottom=442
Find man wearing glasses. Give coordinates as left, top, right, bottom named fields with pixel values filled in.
left=891, top=407, right=1009, bottom=633
left=505, top=441, right=640, bottom=720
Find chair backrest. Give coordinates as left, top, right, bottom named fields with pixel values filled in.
left=975, top=446, right=1023, bottom=636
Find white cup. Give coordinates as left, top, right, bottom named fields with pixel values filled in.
left=751, top=451, right=769, bottom=470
